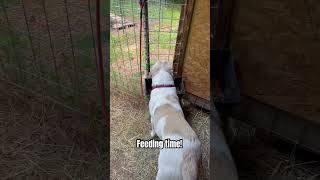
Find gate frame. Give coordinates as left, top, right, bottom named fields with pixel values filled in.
left=173, top=0, right=211, bottom=110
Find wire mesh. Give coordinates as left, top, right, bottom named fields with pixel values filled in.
left=0, top=0, right=108, bottom=116
left=110, top=0, right=187, bottom=96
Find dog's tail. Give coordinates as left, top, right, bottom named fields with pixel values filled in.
left=181, top=142, right=201, bottom=180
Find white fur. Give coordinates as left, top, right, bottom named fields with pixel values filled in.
left=149, top=61, right=201, bottom=180
left=156, top=135, right=201, bottom=180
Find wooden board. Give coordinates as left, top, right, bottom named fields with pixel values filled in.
left=110, top=13, right=136, bottom=30
left=230, top=0, right=320, bottom=123
left=180, top=0, right=210, bottom=101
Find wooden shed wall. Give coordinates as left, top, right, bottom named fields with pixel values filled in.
left=230, top=0, right=320, bottom=123
left=181, top=0, right=210, bottom=101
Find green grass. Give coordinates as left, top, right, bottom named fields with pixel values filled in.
left=110, top=0, right=182, bottom=94
left=0, top=30, right=30, bottom=73
left=75, top=30, right=112, bottom=69
left=75, top=34, right=95, bottom=68
left=110, top=34, right=124, bottom=64
left=0, top=0, right=20, bottom=6
left=110, top=0, right=181, bottom=59
left=110, top=0, right=181, bottom=25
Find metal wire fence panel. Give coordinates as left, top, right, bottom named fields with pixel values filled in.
left=110, top=0, right=187, bottom=96
left=0, top=0, right=108, bottom=116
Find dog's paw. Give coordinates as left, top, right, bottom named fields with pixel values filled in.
left=151, top=130, right=155, bottom=137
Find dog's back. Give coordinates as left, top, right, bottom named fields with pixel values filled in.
left=153, top=104, right=201, bottom=180
left=149, top=61, right=201, bottom=180
left=156, top=137, right=201, bottom=180
left=181, top=145, right=200, bottom=180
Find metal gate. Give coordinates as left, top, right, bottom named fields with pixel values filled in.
left=110, top=0, right=187, bottom=96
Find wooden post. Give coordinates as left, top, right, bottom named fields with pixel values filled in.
left=211, top=0, right=239, bottom=179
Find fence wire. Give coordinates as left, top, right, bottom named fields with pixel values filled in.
left=110, top=0, right=187, bottom=96
left=0, top=0, right=187, bottom=111
left=0, top=0, right=108, bottom=116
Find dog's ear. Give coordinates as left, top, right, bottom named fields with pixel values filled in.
left=150, top=61, right=161, bottom=77
left=163, top=61, right=173, bottom=75
left=150, top=60, right=173, bottom=77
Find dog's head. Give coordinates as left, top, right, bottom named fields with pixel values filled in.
left=150, top=60, right=173, bottom=77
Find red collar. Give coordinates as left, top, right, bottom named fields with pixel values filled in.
left=151, top=84, right=175, bottom=90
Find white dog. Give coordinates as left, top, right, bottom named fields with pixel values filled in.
left=149, top=61, right=201, bottom=180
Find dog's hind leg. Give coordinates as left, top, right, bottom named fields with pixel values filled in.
left=150, top=117, right=156, bottom=137
left=151, top=128, right=155, bottom=137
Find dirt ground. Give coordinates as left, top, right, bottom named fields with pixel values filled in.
left=0, top=82, right=107, bottom=180
left=110, top=90, right=210, bottom=180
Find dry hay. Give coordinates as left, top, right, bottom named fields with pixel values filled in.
left=228, top=120, right=320, bottom=180
left=0, top=82, right=107, bottom=180
left=110, top=89, right=210, bottom=180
